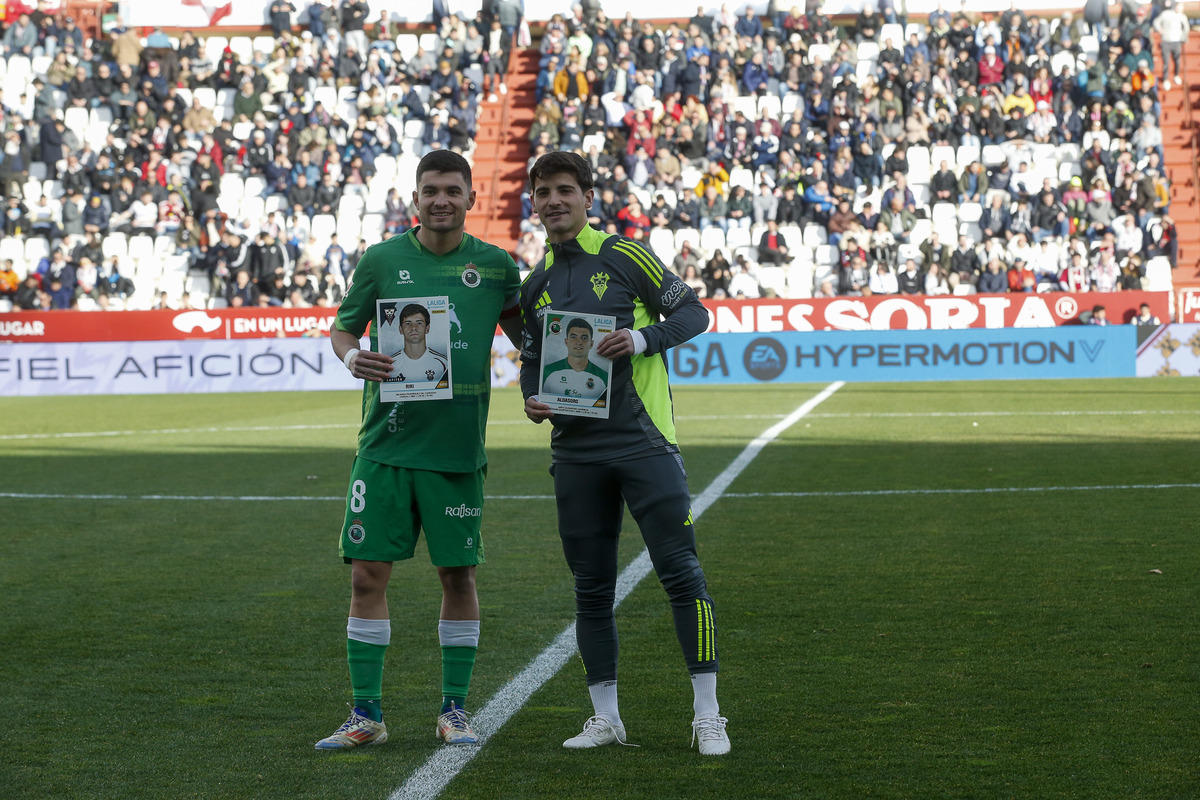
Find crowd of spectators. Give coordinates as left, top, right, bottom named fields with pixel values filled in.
left=0, top=1, right=1190, bottom=314
left=0, top=0, right=523, bottom=312
left=517, top=0, right=1188, bottom=301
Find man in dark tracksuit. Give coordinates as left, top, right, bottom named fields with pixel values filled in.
left=519, top=151, right=730, bottom=756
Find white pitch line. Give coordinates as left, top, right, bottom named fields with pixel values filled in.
left=6, top=482, right=1200, bottom=504
left=0, top=423, right=358, bottom=441
left=721, top=483, right=1200, bottom=499
left=806, top=409, right=1200, bottom=420
left=3, top=408, right=1198, bottom=442
left=384, top=381, right=846, bottom=800
left=0, top=492, right=558, bottom=502
left=0, top=416, right=785, bottom=442
left=2, top=412, right=1200, bottom=443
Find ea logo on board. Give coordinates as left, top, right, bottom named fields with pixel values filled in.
left=743, top=337, right=786, bottom=381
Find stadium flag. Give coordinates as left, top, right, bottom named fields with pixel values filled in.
left=180, top=0, right=232, bottom=26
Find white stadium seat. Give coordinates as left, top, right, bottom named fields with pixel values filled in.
left=240, top=196, right=266, bottom=223
left=25, top=238, right=50, bottom=265
left=396, top=34, right=420, bottom=62
left=193, top=87, right=216, bottom=111
left=228, top=36, right=253, bottom=63
left=674, top=228, right=700, bottom=251
left=1145, top=257, right=1173, bottom=292
left=807, top=43, right=832, bottom=64
left=252, top=35, right=278, bottom=56
left=958, top=203, right=983, bottom=224
left=243, top=175, right=269, bottom=198
left=956, top=145, right=981, bottom=169
left=0, top=237, right=25, bottom=264
left=128, top=235, right=155, bottom=263
left=310, top=214, right=337, bottom=243
left=788, top=264, right=814, bottom=298
left=758, top=266, right=787, bottom=297
left=856, top=42, right=879, bottom=61
left=217, top=195, right=241, bottom=218
left=728, top=167, right=755, bottom=191
left=879, top=24, right=904, bottom=46
left=726, top=227, right=752, bottom=251
left=814, top=244, right=837, bottom=266
left=757, top=95, right=781, bottom=120
left=649, top=228, right=676, bottom=261
left=699, top=226, right=726, bottom=254
left=204, top=36, right=229, bottom=62
left=219, top=174, right=244, bottom=200
left=930, top=145, right=955, bottom=168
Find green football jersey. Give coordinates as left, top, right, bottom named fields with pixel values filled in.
left=541, top=358, right=608, bottom=398
left=335, top=228, right=521, bottom=473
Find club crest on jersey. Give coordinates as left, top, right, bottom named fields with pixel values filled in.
left=586, top=377, right=595, bottom=389
left=348, top=521, right=366, bottom=544
left=462, top=263, right=481, bottom=288
left=591, top=272, right=610, bottom=300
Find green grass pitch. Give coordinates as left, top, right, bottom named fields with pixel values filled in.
left=2, top=378, right=1199, bottom=800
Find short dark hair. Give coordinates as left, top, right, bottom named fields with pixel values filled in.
left=400, top=303, right=431, bottom=326
left=529, top=151, right=593, bottom=193
left=565, top=317, right=593, bottom=338
left=416, top=150, right=472, bottom=189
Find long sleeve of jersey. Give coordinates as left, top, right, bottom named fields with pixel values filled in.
left=519, top=225, right=708, bottom=464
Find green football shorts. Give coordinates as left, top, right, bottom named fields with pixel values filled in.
left=339, top=457, right=487, bottom=567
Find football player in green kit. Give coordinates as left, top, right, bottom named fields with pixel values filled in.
left=316, top=150, right=522, bottom=749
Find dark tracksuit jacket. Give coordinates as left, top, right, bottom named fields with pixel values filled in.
left=519, top=224, right=708, bottom=465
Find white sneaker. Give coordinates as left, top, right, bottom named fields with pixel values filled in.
left=691, top=715, right=730, bottom=755
left=1175, top=75, right=1183, bottom=85
left=499, top=83, right=508, bottom=94
left=436, top=703, right=479, bottom=744
left=488, top=93, right=498, bottom=103
left=563, top=715, right=633, bottom=749
left=315, top=705, right=388, bottom=750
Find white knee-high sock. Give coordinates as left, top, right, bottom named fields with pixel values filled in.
left=589, top=680, right=620, bottom=723
left=691, top=672, right=719, bottom=718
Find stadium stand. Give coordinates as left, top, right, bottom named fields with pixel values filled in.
left=0, top=1, right=1190, bottom=313
left=0, top=0, right=506, bottom=311
left=513, top=1, right=1188, bottom=302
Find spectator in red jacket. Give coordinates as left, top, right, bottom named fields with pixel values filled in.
left=978, top=46, right=1005, bottom=87
left=616, top=199, right=652, bottom=239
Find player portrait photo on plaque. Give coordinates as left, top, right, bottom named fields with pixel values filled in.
left=539, top=310, right=614, bottom=419
left=376, top=297, right=453, bottom=402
